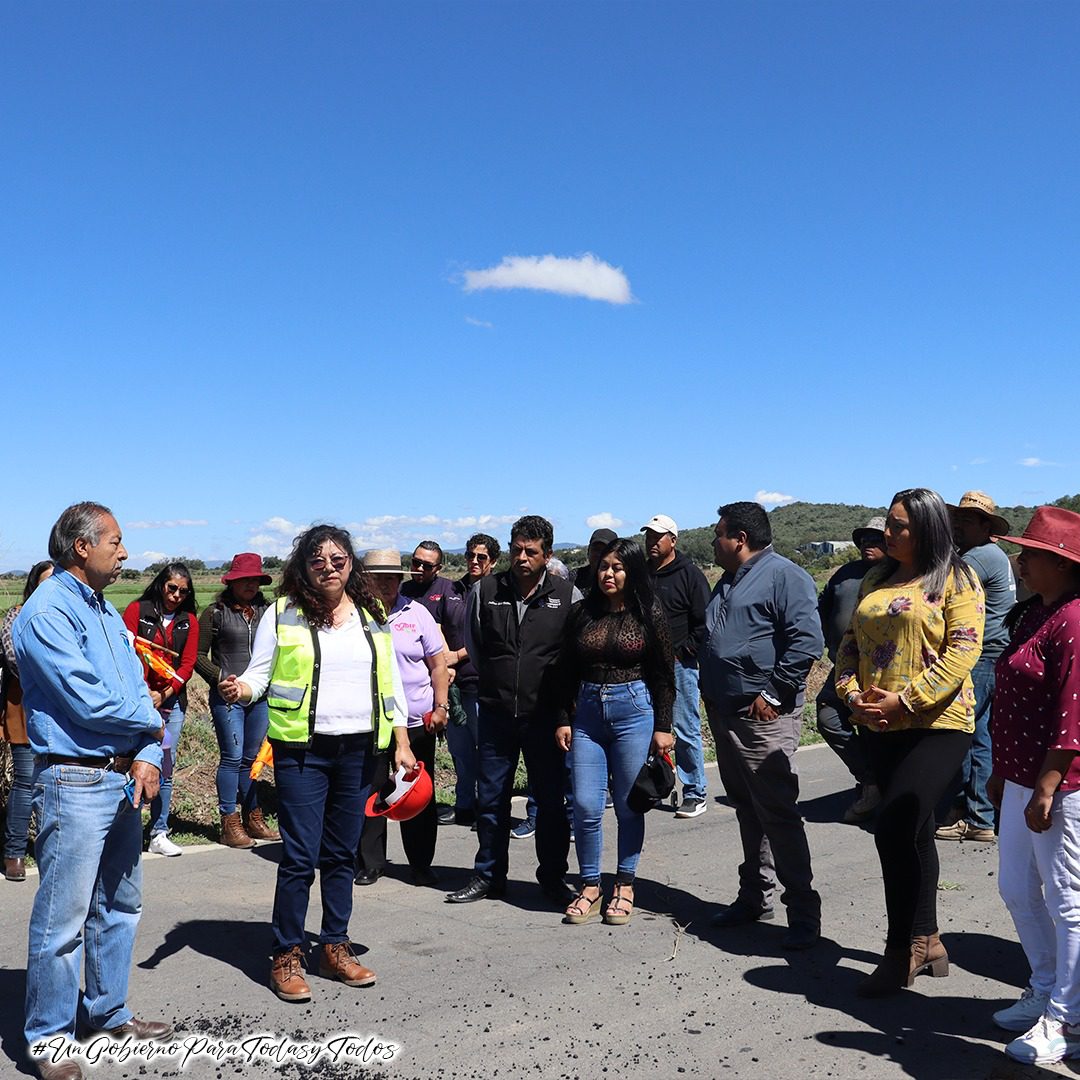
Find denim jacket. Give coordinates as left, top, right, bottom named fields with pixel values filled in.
left=13, top=569, right=163, bottom=766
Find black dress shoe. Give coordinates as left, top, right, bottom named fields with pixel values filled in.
left=782, top=922, right=821, bottom=951
left=410, top=866, right=440, bottom=887
left=437, top=805, right=456, bottom=826
left=540, top=879, right=576, bottom=907
left=98, top=1017, right=175, bottom=1041
left=354, top=867, right=382, bottom=886
left=445, top=875, right=505, bottom=903
left=454, top=808, right=476, bottom=827
left=709, top=900, right=775, bottom=928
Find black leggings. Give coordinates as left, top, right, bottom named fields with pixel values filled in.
left=864, top=728, right=972, bottom=947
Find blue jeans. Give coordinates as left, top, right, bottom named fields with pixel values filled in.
left=271, top=733, right=373, bottom=952
left=445, top=689, right=479, bottom=812
left=571, top=681, right=655, bottom=883
left=474, top=706, right=569, bottom=887
left=961, top=658, right=996, bottom=831
left=673, top=661, right=707, bottom=802
left=25, top=763, right=143, bottom=1044
left=210, top=689, right=269, bottom=815
left=149, top=701, right=184, bottom=836
left=4, top=742, right=34, bottom=858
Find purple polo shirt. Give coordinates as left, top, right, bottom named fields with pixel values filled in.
left=388, top=596, right=444, bottom=726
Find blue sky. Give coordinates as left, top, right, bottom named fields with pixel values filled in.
left=3, top=2, right=1078, bottom=569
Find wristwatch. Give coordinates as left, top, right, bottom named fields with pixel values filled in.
left=433, top=703, right=449, bottom=711
left=759, top=690, right=781, bottom=709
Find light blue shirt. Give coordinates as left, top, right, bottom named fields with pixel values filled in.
left=13, top=568, right=164, bottom=767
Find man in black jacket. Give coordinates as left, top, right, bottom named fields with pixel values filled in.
left=642, top=514, right=711, bottom=819
left=447, top=515, right=577, bottom=905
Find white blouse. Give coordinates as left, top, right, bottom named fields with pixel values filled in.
left=240, top=604, right=407, bottom=737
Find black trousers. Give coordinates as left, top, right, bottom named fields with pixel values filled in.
left=864, top=728, right=972, bottom=947
left=356, top=726, right=438, bottom=873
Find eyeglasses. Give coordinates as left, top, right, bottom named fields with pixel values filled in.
left=465, top=552, right=490, bottom=563
left=411, top=558, right=439, bottom=571
left=308, top=554, right=350, bottom=572
left=164, top=584, right=190, bottom=596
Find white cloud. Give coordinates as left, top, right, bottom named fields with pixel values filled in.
left=462, top=253, right=633, bottom=305
left=127, top=519, right=209, bottom=529
left=585, top=512, right=623, bottom=530
left=246, top=513, right=524, bottom=557
left=969, top=457, right=989, bottom=465
left=465, top=316, right=494, bottom=329
left=755, top=490, right=796, bottom=507
left=1019, top=457, right=1061, bottom=468
left=139, top=550, right=168, bottom=562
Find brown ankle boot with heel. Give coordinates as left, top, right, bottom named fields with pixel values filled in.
left=219, top=811, right=255, bottom=849
left=910, top=932, right=949, bottom=981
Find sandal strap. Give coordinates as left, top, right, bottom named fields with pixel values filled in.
left=606, top=883, right=634, bottom=915
left=567, top=888, right=600, bottom=916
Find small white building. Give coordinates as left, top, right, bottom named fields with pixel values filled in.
left=798, top=540, right=856, bottom=556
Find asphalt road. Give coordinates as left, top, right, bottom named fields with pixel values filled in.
left=0, top=746, right=1072, bottom=1080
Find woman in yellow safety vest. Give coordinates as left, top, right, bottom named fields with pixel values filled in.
left=220, top=523, right=413, bottom=1003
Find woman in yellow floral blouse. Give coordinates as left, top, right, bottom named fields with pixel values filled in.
left=835, top=487, right=984, bottom=997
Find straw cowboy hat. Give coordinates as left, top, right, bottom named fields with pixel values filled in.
left=945, top=491, right=1011, bottom=537
left=361, top=549, right=407, bottom=575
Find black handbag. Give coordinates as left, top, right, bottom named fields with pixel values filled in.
left=627, top=750, right=675, bottom=813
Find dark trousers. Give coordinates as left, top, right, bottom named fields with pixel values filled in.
left=864, top=728, right=972, bottom=947
left=815, top=685, right=875, bottom=787
left=271, top=733, right=373, bottom=952
left=356, top=726, right=437, bottom=872
left=474, top=705, right=570, bottom=887
left=706, top=703, right=821, bottom=926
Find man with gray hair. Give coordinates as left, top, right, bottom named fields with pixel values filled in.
left=14, top=502, right=170, bottom=1079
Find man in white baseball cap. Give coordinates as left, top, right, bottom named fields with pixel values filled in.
left=641, top=514, right=711, bottom=819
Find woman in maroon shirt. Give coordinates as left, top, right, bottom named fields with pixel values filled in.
left=989, top=507, right=1080, bottom=1066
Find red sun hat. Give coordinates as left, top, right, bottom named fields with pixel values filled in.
left=365, top=762, right=433, bottom=822
left=998, top=506, right=1080, bottom=566
left=221, top=552, right=273, bottom=585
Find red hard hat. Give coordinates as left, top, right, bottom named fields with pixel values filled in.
left=365, top=762, right=433, bottom=822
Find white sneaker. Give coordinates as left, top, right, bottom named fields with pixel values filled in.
left=993, top=986, right=1052, bottom=1032
left=1005, top=1015, right=1080, bottom=1065
left=148, top=833, right=183, bottom=857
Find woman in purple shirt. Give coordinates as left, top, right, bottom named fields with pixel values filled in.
left=988, top=507, right=1080, bottom=1067
left=355, top=549, right=450, bottom=887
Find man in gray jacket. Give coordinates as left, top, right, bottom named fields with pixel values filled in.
left=701, top=502, right=824, bottom=950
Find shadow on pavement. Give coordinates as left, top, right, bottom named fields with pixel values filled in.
left=137, top=918, right=277, bottom=986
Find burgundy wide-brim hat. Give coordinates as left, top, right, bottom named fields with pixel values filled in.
left=998, top=506, right=1080, bottom=566
left=221, top=552, right=273, bottom=585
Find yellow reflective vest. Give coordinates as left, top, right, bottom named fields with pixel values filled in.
left=266, top=598, right=397, bottom=749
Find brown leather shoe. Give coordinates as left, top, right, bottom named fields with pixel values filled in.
left=243, top=808, right=280, bottom=841
left=910, top=932, right=949, bottom=981
left=856, top=946, right=912, bottom=998
left=99, top=1017, right=174, bottom=1041
left=270, top=945, right=311, bottom=1002
left=5, top=857, right=26, bottom=881
left=219, top=812, right=255, bottom=849
left=32, top=1058, right=83, bottom=1080
left=318, top=942, right=376, bottom=987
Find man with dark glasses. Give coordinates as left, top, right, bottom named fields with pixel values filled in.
left=401, top=541, right=456, bottom=620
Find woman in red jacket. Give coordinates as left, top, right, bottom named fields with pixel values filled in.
left=123, top=562, right=199, bottom=856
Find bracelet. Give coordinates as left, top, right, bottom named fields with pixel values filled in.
left=433, top=703, right=449, bottom=711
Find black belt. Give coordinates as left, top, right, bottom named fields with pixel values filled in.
left=37, top=754, right=135, bottom=773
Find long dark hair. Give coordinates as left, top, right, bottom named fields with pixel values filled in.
left=883, top=488, right=976, bottom=600
left=23, top=561, right=55, bottom=602
left=587, top=536, right=666, bottom=633
left=138, top=562, right=198, bottom=615
left=278, top=524, right=384, bottom=629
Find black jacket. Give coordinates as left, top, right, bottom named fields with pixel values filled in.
left=467, top=569, right=576, bottom=720
left=650, top=551, right=710, bottom=663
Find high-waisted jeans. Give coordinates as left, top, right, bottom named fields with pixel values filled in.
left=210, top=688, right=270, bottom=815
left=571, top=680, right=656, bottom=884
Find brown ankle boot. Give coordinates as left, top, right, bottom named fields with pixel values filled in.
left=270, top=945, right=311, bottom=1002
left=857, top=946, right=912, bottom=998
left=910, top=932, right=949, bottom=981
left=319, top=942, right=376, bottom=987
left=219, top=811, right=255, bottom=849
left=243, top=808, right=280, bottom=841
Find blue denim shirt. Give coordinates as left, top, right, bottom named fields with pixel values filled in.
left=13, top=569, right=164, bottom=767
